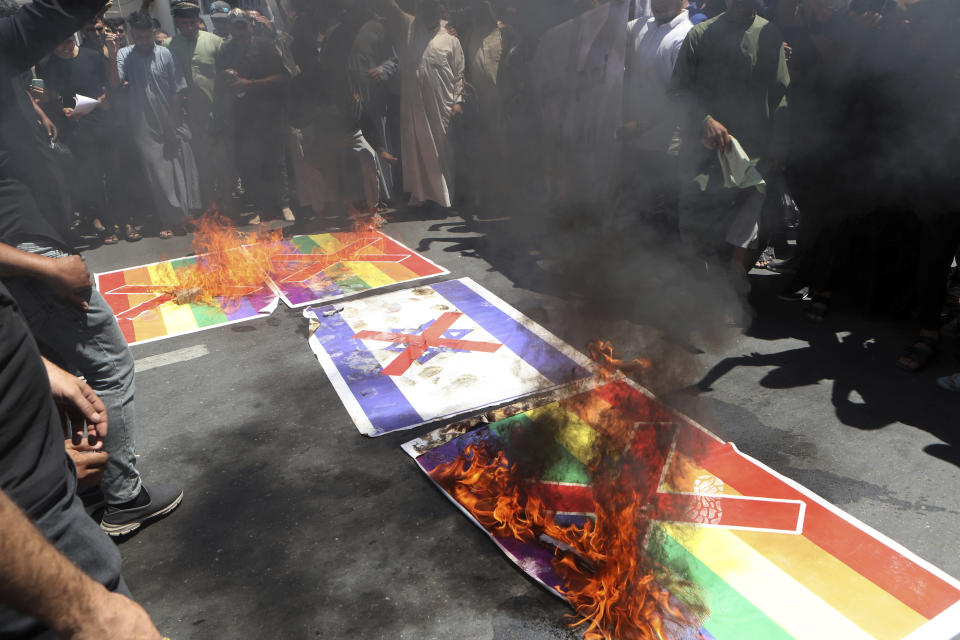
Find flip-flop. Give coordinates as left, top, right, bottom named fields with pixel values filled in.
left=124, top=224, right=143, bottom=242
left=937, top=373, right=960, bottom=391
left=159, top=229, right=174, bottom=239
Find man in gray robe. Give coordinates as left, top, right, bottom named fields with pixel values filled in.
left=107, top=10, right=200, bottom=238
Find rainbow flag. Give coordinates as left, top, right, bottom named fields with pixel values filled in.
left=271, top=231, right=449, bottom=308
left=403, top=379, right=960, bottom=640
left=97, top=255, right=278, bottom=346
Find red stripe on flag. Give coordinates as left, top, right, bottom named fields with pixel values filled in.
left=581, top=380, right=960, bottom=618
left=592, top=380, right=677, bottom=424
left=529, top=482, right=594, bottom=514
left=678, top=420, right=960, bottom=620
left=377, top=233, right=445, bottom=278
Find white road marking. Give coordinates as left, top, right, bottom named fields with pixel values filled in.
left=134, top=345, right=210, bottom=373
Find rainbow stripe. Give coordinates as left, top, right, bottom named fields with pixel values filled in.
left=97, top=256, right=277, bottom=346
left=271, top=231, right=449, bottom=308
left=409, top=380, right=960, bottom=639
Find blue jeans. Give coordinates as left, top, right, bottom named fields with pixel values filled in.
left=6, top=246, right=141, bottom=505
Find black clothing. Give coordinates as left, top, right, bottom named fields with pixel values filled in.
left=0, top=281, right=127, bottom=639
left=217, top=36, right=286, bottom=126
left=0, top=283, right=69, bottom=520
left=37, top=47, right=108, bottom=130
left=0, top=0, right=107, bottom=248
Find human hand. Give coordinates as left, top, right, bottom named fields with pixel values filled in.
left=702, top=116, right=731, bottom=151
left=105, top=32, right=120, bottom=58
left=367, top=67, right=383, bottom=80
left=64, top=438, right=109, bottom=488
left=451, top=103, right=464, bottom=118
left=63, top=591, right=163, bottom=640
left=379, top=150, right=398, bottom=166
left=42, top=113, right=58, bottom=140
left=64, top=107, right=84, bottom=123
left=43, top=255, right=92, bottom=310
left=28, top=85, right=45, bottom=100
left=43, top=358, right=108, bottom=446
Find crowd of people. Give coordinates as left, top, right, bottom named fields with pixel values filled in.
left=1, top=0, right=959, bottom=636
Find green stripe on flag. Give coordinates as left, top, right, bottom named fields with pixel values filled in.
left=651, top=525, right=794, bottom=640
left=189, top=301, right=229, bottom=327
left=290, top=235, right=320, bottom=254
left=490, top=415, right=591, bottom=486
left=326, top=264, right=369, bottom=292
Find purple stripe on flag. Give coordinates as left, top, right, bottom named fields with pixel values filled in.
left=416, top=427, right=506, bottom=474
left=431, top=280, right=591, bottom=385
left=313, top=309, right=423, bottom=435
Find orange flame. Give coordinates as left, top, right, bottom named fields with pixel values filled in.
left=150, top=213, right=286, bottom=308
left=587, top=339, right=652, bottom=381
left=151, top=208, right=388, bottom=308
left=431, top=437, right=701, bottom=640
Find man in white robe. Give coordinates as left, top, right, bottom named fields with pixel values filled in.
left=618, top=0, right=692, bottom=234
left=380, top=0, right=465, bottom=209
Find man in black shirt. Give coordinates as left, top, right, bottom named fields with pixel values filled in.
left=0, top=0, right=183, bottom=538
left=218, top=10, right=287, bottom=221
left=0, top=282, right=162, bottom=639
left=37, top=37, right=127, bottom=243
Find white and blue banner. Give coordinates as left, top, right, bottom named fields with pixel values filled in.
left=304, top=278, right=595, bottom=436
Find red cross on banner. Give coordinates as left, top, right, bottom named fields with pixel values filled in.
left=527, top=481, right=803, bottom=532
left=353, top=312, right=503, bottom=377
left=274, top=236, right=410, bottom=284
left=106, top=284, right=262, bottom=320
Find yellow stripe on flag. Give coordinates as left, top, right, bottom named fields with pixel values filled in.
left=158, top=301, right=200, bottom=335
left=528, top=404, right=599, bottom=467
left=130, top=313, right=167, bottom=343
left=662, top=453, right=926, bottom=637
left=662, top=523, right=877, bottom=640
left=145, top=262, right=177, bottom=287
left=309, top=234, right=340, bottom=255
left=733, top=530, right=927, bottom=639
left=344, top=261, right=395, bottom=289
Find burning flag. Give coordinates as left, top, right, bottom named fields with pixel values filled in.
left=403, top=378, right=960, bottom=640
left=96, top=216, right=283, bottom=345
left=96, top=215, right=448, bottom=346
left=302, top=278, right=595, bottom=436
left=269, top=230, right=449, bottom=308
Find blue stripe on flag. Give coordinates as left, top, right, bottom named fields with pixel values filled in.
left=313, top=311, right=423, bottom=435
left=431, top=280, right=591, bottom=385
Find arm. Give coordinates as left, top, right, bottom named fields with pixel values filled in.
left=42, top=357, right=110, bottom=489
left=106, top=33, right=122, bottom=90
left=0, top=488, right=161, bottom=640
left=768, top=41, right=790, bottom=165
left=450, top=39, right=465, bottom=117
left=0, top=243, right=92, bottom=310
left=26, top=89, right=57, bottom=141
left=0, top=0, right=108, bottom=75
left=669, top=29, right=729, bottom=150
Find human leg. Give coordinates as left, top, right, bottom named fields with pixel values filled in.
left=5, top=271, right=141, bottom=505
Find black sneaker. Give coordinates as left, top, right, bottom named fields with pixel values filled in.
left=777, top=284, right=810, bottom=302
left=100, top=483, right=183, bottom=537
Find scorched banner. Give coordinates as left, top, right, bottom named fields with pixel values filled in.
left=97, top=256, right=278, bottom=347
left=270, top=230, right=449, bottom=308
left=403, top=378, right=960, bottom=640
left=303, top=278, right=595, bottom=436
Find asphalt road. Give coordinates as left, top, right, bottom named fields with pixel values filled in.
left=81, top=209, right=960, bottom=640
